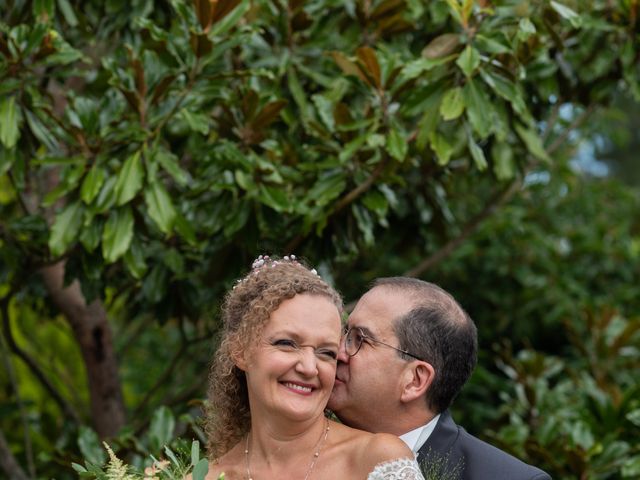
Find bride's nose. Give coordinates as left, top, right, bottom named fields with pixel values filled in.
left=295, top=348, right=319, bottom=377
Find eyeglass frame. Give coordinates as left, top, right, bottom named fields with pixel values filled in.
left=343, top=326, right=426, bottom=362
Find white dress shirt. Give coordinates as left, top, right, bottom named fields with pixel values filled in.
left=398, top=414, right=441, bottom=454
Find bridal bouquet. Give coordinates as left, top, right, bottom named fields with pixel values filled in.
left=72, top=440, right=221, bottom=480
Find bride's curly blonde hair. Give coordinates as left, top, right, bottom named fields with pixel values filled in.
left=205, top=257, right=342, bottom=458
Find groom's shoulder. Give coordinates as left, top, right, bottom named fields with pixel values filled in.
left=457, top=427, right=550, bottom=479
left=428, top=414, right=551, bottom=480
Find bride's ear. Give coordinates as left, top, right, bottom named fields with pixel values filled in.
left=400, top=361, right=435, bottom=403
left=232, top=350, right=248, bottom=371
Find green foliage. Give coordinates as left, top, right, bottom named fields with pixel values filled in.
left=0, top=0, right=639, bottom=478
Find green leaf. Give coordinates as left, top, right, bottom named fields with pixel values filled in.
left=288, top=66, right=310, bottom=120
left=156, top=149, right=189, bottom=187
left=338, top=135, right=367, bottom=163
left=480, top=70, right=529, bottom=121
left=180, top=108, right=210, bottom=135
left=517, top=18, right=536, bottom=41
left=622, top=455, right=640, bottom=478
left=124, top=238, right=147, bottom=279
left=149, top=406, right=175, bottom=453
left=77, top=426, right=106, bottom=465
left=467, top=135, right=487, bottom=171
left=440, top=87, right=465, bottom=121
left=79, top=219, right=102, bottom=252
left=259, top=185, right=290, bottom=212
left=191, top=440, right=200, bottom=465
left=209, top=0, right=250, bottom=36
left=0, top=146, right=16, bottom=176
left=492, top=142, right=514, bottom=180
left=192, top=458, right=209, bottom=480
left=463, top=79, right=493, bottom=139
left=144, top=181, right=177, bottom=234
left=515, top=124, right=551, bottom=163
left=550, top=1, right=582, bottom=28
left=475, top=34, right=510, bottom=55
left=626, top=409, right=640, bottom=427
left=25, top=110, right=58, bottom=151
left=57, top=0, right=78, bottom=26
left=308, top=171, right=346, bottom=206
left=456, top=45, right=480, bottom=78
left=429, top=132, right=454, bottom=166
left=386, top=128, right=408, bottom=162
left=114, top=152, right=144, bottom=206
left=102, top=206, right=134, bottom=263
left=0, top=96, right=22, bottom=149
left=49, top=201, right=84, bottom=257
left=81, top=165, right=106, bottom=204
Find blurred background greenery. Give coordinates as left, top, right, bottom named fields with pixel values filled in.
left=1, top=0, right=639, bottom=478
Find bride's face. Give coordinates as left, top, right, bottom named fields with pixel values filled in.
left=240, top=293, right=341, bottom=423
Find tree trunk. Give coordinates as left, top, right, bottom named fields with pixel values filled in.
left=40, top=261, right=126, bottom=438
left=0, top=429, right=29, bottom=480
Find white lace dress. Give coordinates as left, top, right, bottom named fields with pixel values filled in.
left=367, top=458, right=425, bottom=480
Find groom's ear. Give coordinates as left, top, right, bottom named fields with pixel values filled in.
left=400, top=361, right=435, bottom=403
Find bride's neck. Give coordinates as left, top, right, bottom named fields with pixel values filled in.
left=248, top=416, right=329, bottom=462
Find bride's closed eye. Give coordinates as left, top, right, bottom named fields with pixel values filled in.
left=272, top=338, right=298, bottom=350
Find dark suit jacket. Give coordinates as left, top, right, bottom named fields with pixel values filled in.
left=417, top=411, right=551, bottom=480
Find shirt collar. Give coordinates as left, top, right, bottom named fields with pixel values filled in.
left=398, top=414, right=441, bottom=453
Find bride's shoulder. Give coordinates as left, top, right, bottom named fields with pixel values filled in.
left=362, top=432, right=414, bottom=464
left=331, top=423, right=414, bottom=468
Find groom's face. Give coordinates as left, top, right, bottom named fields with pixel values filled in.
left=328, top=286, right=414, bottom=434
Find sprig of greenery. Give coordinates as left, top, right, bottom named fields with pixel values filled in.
left=72, top=440, right=220, bottom=480
left=418, top=448, right=463, bottom=480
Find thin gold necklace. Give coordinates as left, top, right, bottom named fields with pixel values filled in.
left=244, top=417, right=330, bottom=480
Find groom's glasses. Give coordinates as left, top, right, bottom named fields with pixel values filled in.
left=343, top=326, right=426, bottom=362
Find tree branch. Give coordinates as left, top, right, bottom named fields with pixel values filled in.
left=0, top=429, right=29, bottom=480
left=0, top=315, right=35, bottom=479
left=40, top=261, right=126, bottom=438
left=403, top=180, right=522, bottom=278
left=403, top=105, right=596, bottom=279
left=285, top=158, right=390, bottom=253
left=0, top=296, right=80, bottom=424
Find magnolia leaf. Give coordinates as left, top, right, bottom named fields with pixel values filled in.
left=81, top=165, right=106, bottom=204
left=49, top=201, right=84, bottom=257
left=356, top=46, right=381, bottom=88
left=0, top=96, right=22, bottom=149
left=156, top=149, right=189, bottom=186
left=251, top=100, right=287, bottom=130
left=386, top=127, right=408, bottom=161
left=456, top=45, right=480, bottom=78
left=144, top=181, right=177, bottom=234
left=492, top=142, right=515, bottom=180
left=123, top=238, right=147, bottom=279
left=422, top=33, right=459, bottom=59
left=468, top=135, right=487, bottom=171
left=518, top=18, right=537, bottom=41
left=440, top=87, right=465, bottom=120
left=114, top=152, right=144, bottom=206
left=515, top=124, right=551, bottom=163
left=102, top=206, right=134, bottom=263
left=464, top=79, right=493, bottom=139
left=331, top=51, right=368, bottom=83
left=550, top=1, right=582, bottom=28
left=429, top=132, right=454, bottom=166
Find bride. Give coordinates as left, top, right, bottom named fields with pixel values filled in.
left=204, top=256, right=424, bottom=480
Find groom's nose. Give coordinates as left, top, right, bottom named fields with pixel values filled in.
left=337, top=335, right=350, bottom=363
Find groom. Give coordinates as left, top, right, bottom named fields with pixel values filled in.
left=328, top=277, right=550, bottom=480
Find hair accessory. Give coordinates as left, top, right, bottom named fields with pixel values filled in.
left=233, top=254, right=315, bottom=289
